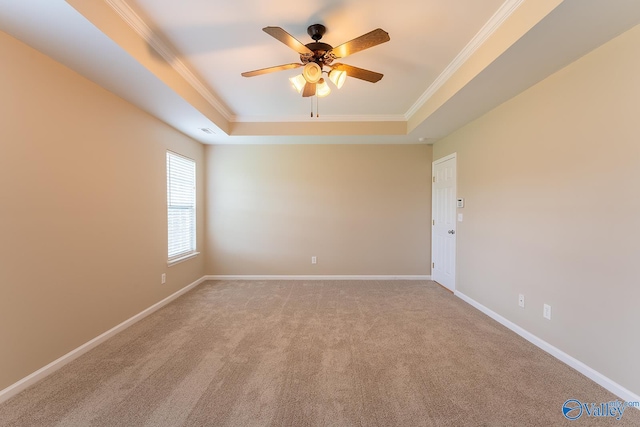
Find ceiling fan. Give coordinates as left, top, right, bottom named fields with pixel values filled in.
left=241, top=24, right=390, bottom=98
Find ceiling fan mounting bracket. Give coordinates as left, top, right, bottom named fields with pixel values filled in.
left=307, top=24, right=326, bottom=41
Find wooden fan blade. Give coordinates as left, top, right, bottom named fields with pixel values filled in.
left=330, top=28, right=390, bottom=58
left=302, top=82, right=316, bottom=97
left=241, top=63, right=302, bottom=77
left=332, top=63, right=383, bottom=83
left=263, top=27, right=313, bottom=55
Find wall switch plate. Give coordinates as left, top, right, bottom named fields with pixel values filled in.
left=543, top=304, right=551, bottom=320
left=311, top=256, right=317, bottom=264
left=518, top=294, right=525, bottom=308
left=458, top=213, right=463, bottom=222
left=161, top=273, right=166, bottom=284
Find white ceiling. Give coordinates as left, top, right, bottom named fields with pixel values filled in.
left=127, top=0, right=504, bottom=119
left=1, top=0, right=639, bottom=144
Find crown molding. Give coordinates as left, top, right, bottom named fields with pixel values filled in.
left=104, top=0, right=524, bottom=128
left=232, top=114, right=407, bottom=123
left=404, top=0, right=526, bottom=120
left=102, top=0, right=234, bottom=122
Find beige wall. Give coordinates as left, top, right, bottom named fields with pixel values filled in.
left=434, top=25, right=640, bottom=394
left=0, top=32, right=205, bottom=391
left=205, top=144, right=432, bottom=275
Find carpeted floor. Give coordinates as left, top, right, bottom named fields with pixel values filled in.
left=0, top=280, right=637, bottom=426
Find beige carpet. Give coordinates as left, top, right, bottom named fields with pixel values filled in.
left=0, top=280, right=637, bottom=426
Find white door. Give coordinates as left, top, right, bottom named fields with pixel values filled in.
left=432, top=154, right=457, bottom=291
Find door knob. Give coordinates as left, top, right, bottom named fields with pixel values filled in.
left=448, top=230, right=455, bottom=234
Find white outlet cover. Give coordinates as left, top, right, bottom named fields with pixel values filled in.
left=543, top=304, right=551, bottom=320
left=518, top=294, right=525, bottom=308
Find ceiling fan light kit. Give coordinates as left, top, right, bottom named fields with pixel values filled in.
left=289, top=74, right=307, bottom=93
left=242, top=23, right=390, bottom=108
left=302, top=62, right=322, bottom=83
left=316, top=78, right=331, bottom=97
left=328, top=68, right=347, bottom=89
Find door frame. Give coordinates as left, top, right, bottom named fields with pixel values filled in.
left=431, top=152, right=457, bottom=291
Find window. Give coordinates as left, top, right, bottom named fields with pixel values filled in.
left=167, top=151, right=197, bottom=264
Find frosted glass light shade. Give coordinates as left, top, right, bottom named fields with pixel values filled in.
left=302, top=62, right=322, bottom=83
left=328, top=69, right=346, bottom=89
left=289, top=74, right=306, bottom=93
left=316, top=78, right=331, bottom=97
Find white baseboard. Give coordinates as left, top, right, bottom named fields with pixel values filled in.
left=0, top=275, right=208, bottom=405
left=455, top=290, right=640, bottom=405
left=205, top=275, right=431, bottom=281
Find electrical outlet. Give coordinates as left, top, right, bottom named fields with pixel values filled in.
left=311, top=256, right=317, bottom=264
left=161, top=273, right=166, bottom=284
left=543, top=304, right=551, bottom=320
left=518, top=294, right=525, bottom=308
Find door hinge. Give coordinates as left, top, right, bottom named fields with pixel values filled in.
left=432, top=262, right=435, bottom=269
left=432, top=219, right=435, bottom=225
left=432, top=176, right=436, bottom=183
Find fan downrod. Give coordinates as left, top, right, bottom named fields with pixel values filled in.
left=307, top=24, right=326, bottom=41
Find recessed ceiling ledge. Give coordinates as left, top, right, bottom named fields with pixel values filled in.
left=406, top=0, right=564, bottom=134
left=230, top=121, right=407, bottom=137
left=66, top=0, right=232, bottom=135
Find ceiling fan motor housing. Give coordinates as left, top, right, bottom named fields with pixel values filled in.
left=301, top=24, right=335, bottom=66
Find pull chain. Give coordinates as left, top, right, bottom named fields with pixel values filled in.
left=309, top=93, right=321, bottom=118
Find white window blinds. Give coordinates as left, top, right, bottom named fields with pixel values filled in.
left=167, top=151, right=196, bottom=261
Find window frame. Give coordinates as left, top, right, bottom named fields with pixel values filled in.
left=166, top=150, right=199, bottom=266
